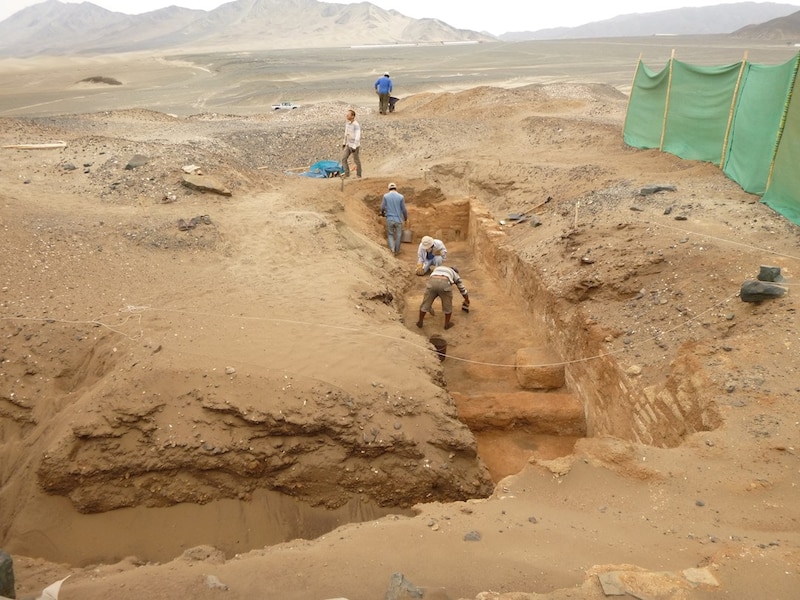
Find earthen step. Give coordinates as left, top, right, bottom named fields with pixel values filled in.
left=515, top=346, right=565, bottom=391
left=451, top=390, right=586, bottom=436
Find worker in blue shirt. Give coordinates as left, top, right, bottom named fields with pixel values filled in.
left=380, top=182, right=408, bottom=255
left=374, top=72, right=393, bottom=115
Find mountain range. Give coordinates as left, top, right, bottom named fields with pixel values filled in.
left=0, top=0, right=493, bottom=57
left=733, top=5, right=800, bottom=38
left=501, top=2, right=800, bottom=41
left=1, top=0, right=800, bottom=58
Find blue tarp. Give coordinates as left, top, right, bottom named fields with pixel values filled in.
left=296, top=160, right=343, bottom=178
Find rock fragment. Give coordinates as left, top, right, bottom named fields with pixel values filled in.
left=740, top=279, right=787, bottom=302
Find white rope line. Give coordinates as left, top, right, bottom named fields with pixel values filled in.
left=0, top=306, right=147, bottom=340
left=0, top=218, right=794, bottom=369
left=0, top=290, right=743, bottom=370
left=644, top=218, right=800, bottom=266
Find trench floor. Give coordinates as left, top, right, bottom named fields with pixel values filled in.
left=398, top=239, right=582, bottom=481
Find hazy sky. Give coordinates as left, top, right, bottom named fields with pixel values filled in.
left=2, top=0, right=799, bottom=36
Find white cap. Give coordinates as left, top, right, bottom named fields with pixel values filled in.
left=388, top=182, right=396, bottom=190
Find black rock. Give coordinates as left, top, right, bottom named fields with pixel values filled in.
left=640, top=184, right=677, bottom=195
left=0, top=549, right=15, bottom=599
left=757, top=265, right=783, bottom=282
left=740, top=279, right=787, bottom=302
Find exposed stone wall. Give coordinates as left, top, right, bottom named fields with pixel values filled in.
left=407, top=198, right=471, bottom=244
left=466, top=200, right=719, bottom=448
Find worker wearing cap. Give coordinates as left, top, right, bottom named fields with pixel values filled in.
left=374, top=72, right=393, bottom=115
left=380, top=182, right=408, bottom=255
left=417, top=265, right=469, bottom=330
left=416, top=235, right=447, bottom=276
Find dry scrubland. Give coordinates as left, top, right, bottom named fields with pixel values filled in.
left=1, top=38, right=800, bottom=600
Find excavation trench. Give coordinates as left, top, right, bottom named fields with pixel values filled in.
left=389, top=192, right=586, bottom=481
left=386, top=187, right=721, bottom=459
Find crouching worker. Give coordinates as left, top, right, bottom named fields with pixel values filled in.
left=416, top=235, right=447, bottom=276
left=417, top=265, right=469, bottom=330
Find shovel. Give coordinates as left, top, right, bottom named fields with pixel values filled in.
left=504, top=196, right=553, bottom=226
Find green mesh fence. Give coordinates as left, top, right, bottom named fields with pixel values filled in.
left=661, top=60, right=742, bottom=164
left=724, top=56, right=798, bottom=195
left=623, top=52, right=800, bottom=226
left=762, top=61, right=800, bottom=224
left=623, top=61, right=670, bottom=149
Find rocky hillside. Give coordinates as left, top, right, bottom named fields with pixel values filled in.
left=502, top=2, right=800, bottom=41
left=733, top=7, right=800, bottom=39
left=0, top=0, right=495, bottom=57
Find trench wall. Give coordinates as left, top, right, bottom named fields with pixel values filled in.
left=467, top=201, right=719, bottom=447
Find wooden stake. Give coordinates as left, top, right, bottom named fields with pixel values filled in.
left=660, top=49, right=676, bottom=152
left=721, top=51, right=748, bottom=168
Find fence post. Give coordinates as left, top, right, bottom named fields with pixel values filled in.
left=659, top=49, right=676, bottom=152
left=720, top=51, right=748, bottom=169
left=765, top=51, right=800, bottom=192
left=622, top=53, right=643, bottom=135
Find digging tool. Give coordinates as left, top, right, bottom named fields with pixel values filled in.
left=510, top=195, right=552, bottom=226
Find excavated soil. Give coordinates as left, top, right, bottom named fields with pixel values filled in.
left=1, top=45, right=800, bottom=600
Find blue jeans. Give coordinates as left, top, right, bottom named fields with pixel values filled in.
left=422, top=253, right=444, bottom=273
left=386, top=220, right=403, bottom=254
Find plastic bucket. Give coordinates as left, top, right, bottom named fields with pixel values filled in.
left=429, top=335, right=447, bottom=362
left=402, top=229, right=413, bottom=243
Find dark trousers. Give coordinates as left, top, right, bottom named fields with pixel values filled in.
left=341, top=146, right=361, bottom=177
left=378, top=93, right=390, bottom=114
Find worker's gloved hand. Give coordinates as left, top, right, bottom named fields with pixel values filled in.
left=415, top=263, right=425, bottom=276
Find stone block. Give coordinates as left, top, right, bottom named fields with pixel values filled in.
left=515, top=346, right=565, bottom=390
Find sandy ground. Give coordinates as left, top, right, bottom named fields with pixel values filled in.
left=1, top=41, right=800, bottom=600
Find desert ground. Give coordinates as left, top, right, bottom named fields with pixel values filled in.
left=1, top=38, right=800, bottom=600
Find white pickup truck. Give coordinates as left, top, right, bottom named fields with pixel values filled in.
left=271, top=101, right=300, bottom=110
